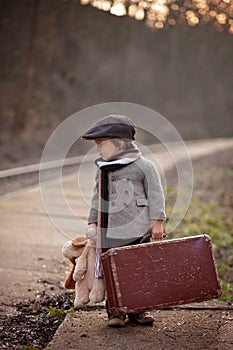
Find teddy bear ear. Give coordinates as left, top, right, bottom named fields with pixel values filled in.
left=72, top=236, right=88, bottom=248
left=64, top=265, right=76, bottom=289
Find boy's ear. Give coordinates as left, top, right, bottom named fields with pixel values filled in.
left=118, top=140, right=125, bottom=149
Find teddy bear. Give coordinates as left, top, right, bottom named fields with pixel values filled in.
left=62, top=228, right=105, bottom=308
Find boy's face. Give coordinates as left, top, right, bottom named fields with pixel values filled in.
left=94, top=138, right=121, bottom=160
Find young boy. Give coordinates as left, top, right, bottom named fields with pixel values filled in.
left=82, top=115, right=166, bottom=327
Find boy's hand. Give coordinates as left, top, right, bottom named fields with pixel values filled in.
left=88, top=223, right=97, bottom=228
left=86, top=225, right=97, bottom=240
left=151, top=220, right=164, bottom=240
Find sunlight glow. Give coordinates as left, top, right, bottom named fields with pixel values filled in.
left=135, top=7, right=145, bottom=20
left=110, top=2, right=127, bottom=16
left=186, top=10, right=200, bottom=26
left=81, top=0, right=233, bottom=34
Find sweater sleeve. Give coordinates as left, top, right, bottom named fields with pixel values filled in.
left=87, top=170, right=99, bottom=224
left=143, top=159, right=166, bottom=221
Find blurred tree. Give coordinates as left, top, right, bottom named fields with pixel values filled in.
left=0, top=0, right=232, bottom=145
left=83, top=0, right=233, bottom=34
left=15, top=0, right=39, bottom=132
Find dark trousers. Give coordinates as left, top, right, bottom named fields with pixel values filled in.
left=105, top=235, right=150, bottom=318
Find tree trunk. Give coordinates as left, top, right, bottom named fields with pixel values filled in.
left=14, top=0, right=39, bottom=132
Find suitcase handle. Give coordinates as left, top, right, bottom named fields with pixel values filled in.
left=140, top=230, right=167, bottom=243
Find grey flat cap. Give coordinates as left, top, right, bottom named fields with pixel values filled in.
left=82, top=115, right=136, bottom=140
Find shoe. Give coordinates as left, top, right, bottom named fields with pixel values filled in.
left=108, top=315, right=125, bottom=327
left=128, top=311, right=154, bottom=325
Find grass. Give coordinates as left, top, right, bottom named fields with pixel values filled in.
left=46, top=306, right=66, bottom=318
left=164, top=156, right=233, bottom=302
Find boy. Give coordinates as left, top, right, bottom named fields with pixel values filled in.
left=82, top=115, right=166, bottom=327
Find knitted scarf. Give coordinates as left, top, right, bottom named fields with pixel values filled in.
left=95, top=146, right=141, bottom=278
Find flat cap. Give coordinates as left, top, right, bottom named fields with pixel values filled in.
left=82, top=115, right=136, bottom=140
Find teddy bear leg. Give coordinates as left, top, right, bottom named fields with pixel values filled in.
left=89, top=277, right=106, bottom=304
left=73, top=279, right=90, bottom=308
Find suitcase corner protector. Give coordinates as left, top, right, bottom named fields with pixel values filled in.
left=101, top=248, right=117, bottom=260
left=203, top=233, right=211, bottom=242
left=107, top=248, right=118, bottom=256
left=110, top=306, right=129, bottom=315
left=217, top=287, right=222, bottom=298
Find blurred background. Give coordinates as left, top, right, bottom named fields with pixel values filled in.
left=0, top=0, right=233, bottom=169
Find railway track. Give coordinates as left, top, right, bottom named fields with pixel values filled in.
left=1, top=138, right=233, bottom=198
left=0, top=156, right=85, bottom=197
left=0, top=169, right=40, bottom=197
left=0, top=144, right=161, bottom=198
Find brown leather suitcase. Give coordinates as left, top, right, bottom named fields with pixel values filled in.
left=101, top=235, right=222, bottom=315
